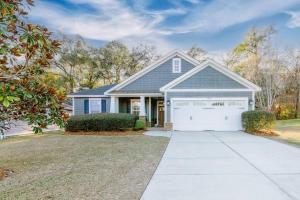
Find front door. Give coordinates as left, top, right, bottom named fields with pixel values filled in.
left=158, top=101, right=164, bottom=127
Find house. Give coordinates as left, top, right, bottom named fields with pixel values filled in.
left=68, top=50, right=261, bottom=131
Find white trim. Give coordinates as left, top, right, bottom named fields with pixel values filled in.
left=104, top=50, right=200, bottom=95
left=166, top=89, right=253, bottom=92
left=171, top=97, right=249, bottom=101
left=172, top=58, right=182, bottom=73
left=109, top=93, right=163, bottom=97
left=160, top=59, right=261, bottom=92
left=252, top=91, right=255, bottom=110
left=164, top=92, right=167, bottom=124
left=130, top=99, right=141, bottom=115
left=149, top=97, right=152, bottom=122
left=170, top=97, right=249, bottom=125
left=68, top=95, right=108, bottom=98
left=110, top=96, right=116, bottom=113
left=72, top=98, right=75, bottom=115
left=140, top=96, right=146, bottom=116
left=88, top=98, right=102, bottom=114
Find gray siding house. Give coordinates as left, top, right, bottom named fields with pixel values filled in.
left=69, top=50, right=261, bottom=131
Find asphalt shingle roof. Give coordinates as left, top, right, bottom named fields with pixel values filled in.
left=69, top=84, right=117, bottom=96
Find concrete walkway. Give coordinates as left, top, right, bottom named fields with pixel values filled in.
left=141, top=131, right=300, bottom=200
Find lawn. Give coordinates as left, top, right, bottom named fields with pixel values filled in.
left=273, top=119, right=300, bottom=147
left=0, top=131, right=169, bottom=200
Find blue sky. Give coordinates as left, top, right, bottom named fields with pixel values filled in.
left=29, top=0, right=300, bottom=55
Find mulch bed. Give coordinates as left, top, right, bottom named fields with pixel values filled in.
left=0, top=167, right=14, bottom=181
left=65, top=130, right=145, bottom=136
left=249, top=130, right=278, bottom=136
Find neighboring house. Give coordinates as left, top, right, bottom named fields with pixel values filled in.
left=68, top=50, right=261, bottom=131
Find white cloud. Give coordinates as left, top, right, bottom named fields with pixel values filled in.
left=29, top=0, right=300, bottom=52
left=286, top=10, right=300, bottom=28
left=30, top=0, right=165, bottom=41
left=173, top=0, right=300, bottom=33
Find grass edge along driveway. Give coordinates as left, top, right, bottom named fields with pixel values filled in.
left=272, top=119, right=300, bottom=147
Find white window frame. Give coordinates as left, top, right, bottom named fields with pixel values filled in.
left=172, top=58, right=181, bottom=73
left=130, top=99, right=140, bottom=116
left=89, top=98, right=102, bottom=114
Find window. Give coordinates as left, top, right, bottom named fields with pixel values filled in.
left=131, top=99, right=140, bottom=116
left=172, top=58, right=181, bottom=73
left=89, top=98, right=102, bottom=114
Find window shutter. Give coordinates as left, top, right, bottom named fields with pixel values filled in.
left=84, top=99, right=89, bottom=114
left=101, top=99, right=106, bottom=113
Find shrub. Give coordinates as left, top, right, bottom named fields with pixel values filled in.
left=242, top=110, right=276, bottom=133
left=274, top=104, right=295, bottom=120
left=134, top=120, right=145, bottom=131
left=66, top=113, right=137, bottom=132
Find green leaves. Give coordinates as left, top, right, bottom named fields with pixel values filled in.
left=0, top=95, right=20, bottom=108
left=0, top=1, right=66, bottom=134
left=2, top=99, right=9, bottom=108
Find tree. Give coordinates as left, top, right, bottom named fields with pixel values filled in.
left=98, top=41, right=131, bottom=83
left=0, top=0, right=67, bottom=136
left=187, top=46, right=206, bottom=62
left=228, top=26, right=281, bottom=110
left=97, top=41, right=159, bottom=84
left=230, top=26, right=275, bottom=81
left=56, top=35, right=90, bottom=92
left=127, top=44, right=159, bottom=77
left=286, top=50, right=300, bottom=118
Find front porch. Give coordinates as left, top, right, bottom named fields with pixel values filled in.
left=109, top=95, right=165, bottom=127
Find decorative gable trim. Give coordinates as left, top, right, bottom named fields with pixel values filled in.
left=104, top=50, right=200, bottom=95
left=160, top=58, right=261, bottom=92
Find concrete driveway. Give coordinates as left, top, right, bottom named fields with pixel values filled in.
left=141, top=131, right=300, bottom=200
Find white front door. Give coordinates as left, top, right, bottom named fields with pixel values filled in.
left=172, top=98, right=248, bottom=131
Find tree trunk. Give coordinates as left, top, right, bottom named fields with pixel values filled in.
left=296, top=86, right=300, bottom=118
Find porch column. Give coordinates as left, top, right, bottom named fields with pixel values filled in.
left=110, top=96, right=119, bottom=113
left=139, top=96, right=146, bottom=116
left=139, top=96, right=146, bottom=123
left=148, top=97, right=151, bottom=123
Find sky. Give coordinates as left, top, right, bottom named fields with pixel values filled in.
left=29, top=0, right=300, bottom=56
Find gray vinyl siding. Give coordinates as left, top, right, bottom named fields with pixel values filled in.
left=73, top=97, right=110, bottom=115
left=117, top=56, right=196, bottom=93
left=173, top=66, right=247, bottom=89
left=165, top=91, right=253, bottom=123
left=73, top=98, right=86, bottom=115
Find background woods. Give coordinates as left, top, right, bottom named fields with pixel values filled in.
left=227, top=26, right=300, bottom=119
left=54, top=26, right=300, bottom=120
left=53, top=37, right=159, bottom=93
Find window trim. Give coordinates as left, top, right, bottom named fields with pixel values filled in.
left=88, top=98, right=102, bottom=114
left=130, top=99, right=140, bottom=115
left=172, top=58, right=181, bottom=73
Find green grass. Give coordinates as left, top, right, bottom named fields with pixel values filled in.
left=273, top=119, right=300, bottom=147
left=0, top=131, right=169, bottom=200
left=276, top=119, right=300, bottom=128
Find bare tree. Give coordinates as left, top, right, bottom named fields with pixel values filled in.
left=285, top=49, right=300, bottom=117
left=187, top=46, right=206, bottom=62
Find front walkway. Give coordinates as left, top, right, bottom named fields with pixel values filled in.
left=141, top=131, right=300, bottom=200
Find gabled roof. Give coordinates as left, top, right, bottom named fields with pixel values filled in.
left=104, top=49, right=200, bottom=95
left=160, top=58, right=261, bottom=92
left=68, top=84, right=117, bottom=97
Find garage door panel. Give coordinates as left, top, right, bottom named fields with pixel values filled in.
left=172, top=98, right=248, bottom=131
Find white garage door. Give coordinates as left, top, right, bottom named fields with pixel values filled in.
left=172, top=98, right=248, bottom=131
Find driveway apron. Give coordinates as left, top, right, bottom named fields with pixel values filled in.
left=141, top=131, right=300, bottom=200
